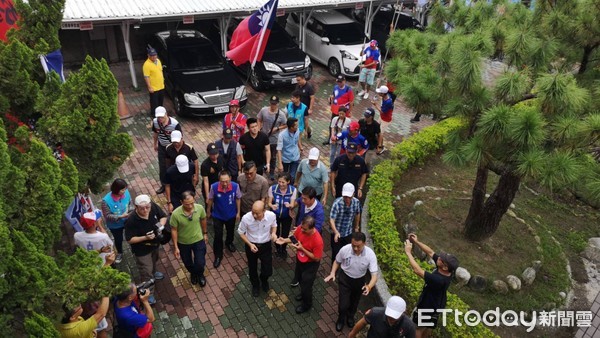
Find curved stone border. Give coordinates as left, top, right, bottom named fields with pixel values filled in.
left=361, top=195, right=394, bottom=305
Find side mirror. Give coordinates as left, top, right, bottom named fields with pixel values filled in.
left=321, top=37, right=330, bottom=45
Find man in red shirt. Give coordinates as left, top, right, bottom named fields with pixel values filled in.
left=276, top=215, right=323, bottom=314
left=223, top=100, right=247, bottom=142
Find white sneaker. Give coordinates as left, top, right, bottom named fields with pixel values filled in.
left=363, top=92, right=369, bottom=100
left=115, top=253, right=123, bottom=263
left=357, top=90, right=365, bottom=96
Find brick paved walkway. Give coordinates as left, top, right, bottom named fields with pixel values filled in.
left=575, top=290, right=600, bottom=338
left=108, top=60, right=434, bottom=337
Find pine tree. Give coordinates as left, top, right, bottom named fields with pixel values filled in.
left=0, top=39, right=40, bottom=118
left=37, top=56, right=134, bottom=193
left=387, top=1, right=600, bottom=241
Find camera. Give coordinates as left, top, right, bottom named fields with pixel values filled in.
left=154, top=223, right=165, bottom=242
left=136, top=278, right=155, bottom=297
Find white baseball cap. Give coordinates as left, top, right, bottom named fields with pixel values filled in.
left=155, top=106, right=166, bottom=117
left=376, top=85, right=389, bottom=94
left=341, top=183, right=355, bottom=197
left=385, top=296, right=406, bottom=319
left=176, top=154, right=189, bottom=173
left=170, top=130, right=182, bottom=143
left=134, top=194, right=151, bottom=206
left=308, top=147, right=320, bottom=160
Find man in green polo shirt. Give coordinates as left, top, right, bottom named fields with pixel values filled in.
left=170, top=191, right=208, bottom=287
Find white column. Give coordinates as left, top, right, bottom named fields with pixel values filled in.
left=120, top=21, right=138, bottom=89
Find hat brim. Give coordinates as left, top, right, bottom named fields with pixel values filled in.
left=385, top=308, right=402, bottom=320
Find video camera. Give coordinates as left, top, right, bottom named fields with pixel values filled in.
left=136, top=279, right=155, bottom=297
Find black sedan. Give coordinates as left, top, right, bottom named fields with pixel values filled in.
left=148, top=30, right=248, bottom=117
left=226, top=20, right=312, bottom=91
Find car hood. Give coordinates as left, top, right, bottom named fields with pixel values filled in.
left=172, top=65, right=243, bottom=93
left=263, top=47, right=307, bottom=67
left=335, top=43, right=364, bottom=60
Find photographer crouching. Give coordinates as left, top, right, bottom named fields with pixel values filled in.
left=125, top=194, right=168, bottom=305
left=113, top=281, right=156, bottom=337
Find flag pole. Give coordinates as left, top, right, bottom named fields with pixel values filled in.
left=251, top=0, right=278, bottom=70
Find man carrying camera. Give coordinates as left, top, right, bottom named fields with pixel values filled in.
left=125, top=195, right=168, bottom=305
left=114, top=282, right=156, bottom=338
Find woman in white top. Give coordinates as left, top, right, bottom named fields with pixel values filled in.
left=329, top=106, right=352, bottom=166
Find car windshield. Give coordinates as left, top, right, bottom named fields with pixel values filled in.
left=169, top=42, right=223, bottom=71
left=266, top=24, right=297, bottom=50
left=325, top=22, right=364, bottom=45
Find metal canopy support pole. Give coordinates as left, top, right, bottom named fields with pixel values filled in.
left=219, top=14, right=232, bottom=57
left=121, top=21, right=138, bottom=89
left=301, top=9, right=314, bottom=51
left=299, top=10, right=304, bottom=51
left=366, top=1, right=384, bottom=39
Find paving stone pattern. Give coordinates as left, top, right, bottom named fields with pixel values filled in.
left=108, top=60, right=435, bottom=337
left=575, top=290, right=600, bottom=338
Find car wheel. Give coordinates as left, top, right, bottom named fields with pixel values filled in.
left=306, top=65, right=313, bottom=80
left=328, top=58, right=341, bottom=77
left=173, top=95, right=182, bottom=116
left=250, top=71, right=265, bottom=91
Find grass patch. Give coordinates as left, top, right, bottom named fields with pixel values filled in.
left=391, top=156, right=600, bottom=337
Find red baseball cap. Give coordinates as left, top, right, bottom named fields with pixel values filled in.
left=349, top=121, right=360, bottom=131
left=229, top=99, right=240, bottom=107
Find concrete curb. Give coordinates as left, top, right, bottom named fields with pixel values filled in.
left=361, top=194, right=393, bottom=306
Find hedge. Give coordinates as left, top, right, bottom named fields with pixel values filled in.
left=367, top=116, right=498, bottom=337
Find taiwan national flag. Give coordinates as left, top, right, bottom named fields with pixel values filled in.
left=226, top=0, right=278, bottom=67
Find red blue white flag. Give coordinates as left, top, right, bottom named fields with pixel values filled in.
left=226, top=0, right=278, bottom=67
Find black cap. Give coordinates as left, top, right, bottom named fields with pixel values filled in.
left=207, top=143, right=219, bottom=155
left=269, top=95, right=279, bottom=104
left=223, top=128, right=233, bottom=139
left=147, top=47, right=157, bottom=56
left=336, top=74, right=346, bottom=82
left=439, top=252, right=460, bottom=273
left=346, top=142, right=358, bottom=153
left=364, top=108, right=375, bottom=117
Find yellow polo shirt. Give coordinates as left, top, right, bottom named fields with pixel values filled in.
left=57, top=316, right=97, bottom=338
left=143, top=58, right=165, bottom=91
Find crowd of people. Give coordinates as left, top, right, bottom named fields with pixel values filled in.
left=57, top=44, right=459, bottom=338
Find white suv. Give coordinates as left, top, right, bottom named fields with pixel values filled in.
left=286, top=10, right=365, bottom=77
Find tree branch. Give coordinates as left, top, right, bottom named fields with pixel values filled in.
left=507, top=93, right=537, bottom=106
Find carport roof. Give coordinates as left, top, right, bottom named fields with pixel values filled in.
left=62, top=0, right=377, bottom=23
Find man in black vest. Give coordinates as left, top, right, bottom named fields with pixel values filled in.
left=215, top=128, right=243, bottom=182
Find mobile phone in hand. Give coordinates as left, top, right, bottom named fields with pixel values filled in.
left=290, top=235, right=298, bottom=245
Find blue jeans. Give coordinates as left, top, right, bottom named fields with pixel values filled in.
left=330, top=143, right=341, bottom=166
left=283, top=161, right=300, bottom=184
left=178, top=240, right=206, bottom=277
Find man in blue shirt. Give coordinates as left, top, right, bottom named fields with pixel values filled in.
left=277, top=118, right=303, bottom=184
left=206, top=170, right=242, bottom=268
left=329, top=183, right=362, bottom=263
left=114, top=283, right=155, bottom=337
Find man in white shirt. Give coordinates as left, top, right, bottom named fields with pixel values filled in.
left=325, top=231, right=378, bottom=332
left=74, top=211, right=115, bottom=266
left=237, top=201, right=278, bottom=297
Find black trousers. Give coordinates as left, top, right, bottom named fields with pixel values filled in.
left=149, top=89, right=164, bottom=116
left=294, top=259, right=320, bottom=308
left=268, top=143, right=277, bottom=178
left=331, top=233, right=352, bottom=263
left=275, top=216, right=293, bottom=253
left=213, top=217, right=235, bottom=258
left=338, top=270, right=367, bottom=321
left=157, top=144, right=167, bottom=185
left=178, top=240, right=207, bottom=277
left=245, top=242, right=273, bottom=288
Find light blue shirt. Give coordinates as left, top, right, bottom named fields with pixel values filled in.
left=277, top=129, right=300, bottom=163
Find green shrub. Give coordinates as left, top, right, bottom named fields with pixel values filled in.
left=368, top=116, right=497, bottom=337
